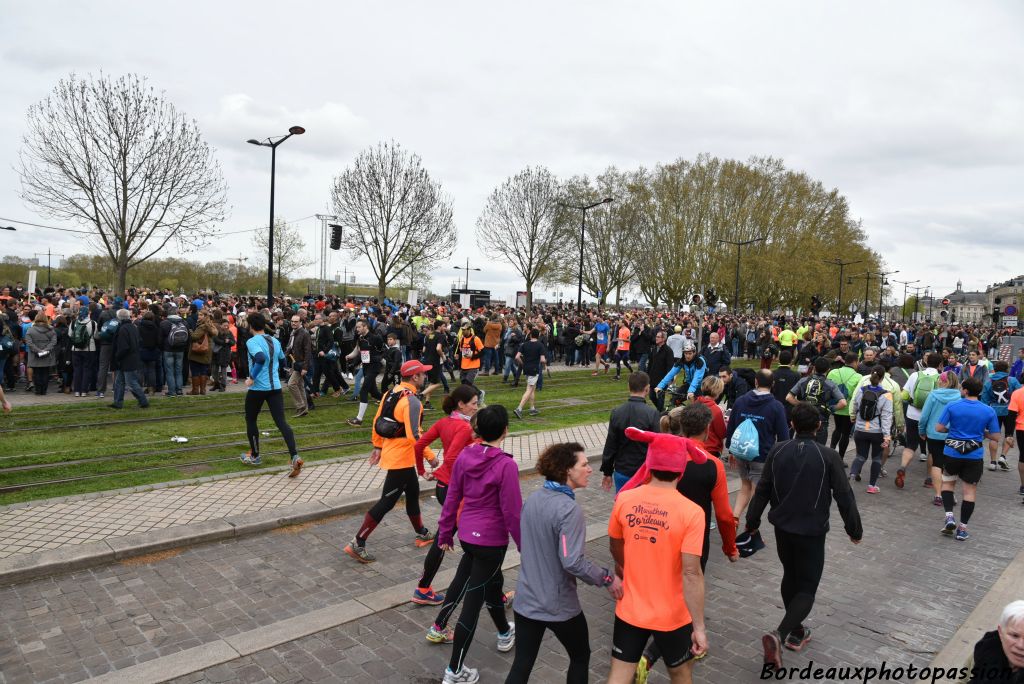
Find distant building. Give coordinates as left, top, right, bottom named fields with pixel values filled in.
left=986, top=275, right=1023, bottom=324
left=941, top=280, right=987, bottom=324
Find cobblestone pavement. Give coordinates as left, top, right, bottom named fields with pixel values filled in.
left=1, top=444, right=1022, bottom=683
left=0, top=423, right=608, bottom=559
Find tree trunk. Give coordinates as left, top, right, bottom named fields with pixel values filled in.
left=378, top=278, right=387, bottom=302
left=116, top=262, right=129, bottom=296
left=525, top=280, right=534, bottom=309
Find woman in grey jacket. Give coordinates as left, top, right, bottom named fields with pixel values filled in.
left=25, top=311, right=57, bottom=395
left=505, top=442, right=622, bottom=684
left=849, top=366, right=894, bottom=494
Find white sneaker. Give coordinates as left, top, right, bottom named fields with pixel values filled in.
left=497, top=622, right=516, bottom=652
left=989, top=462, right=997, bottom=471
left=443, top=665, right=480, bottom=684
left=998, top=457, right=1010, bottom=471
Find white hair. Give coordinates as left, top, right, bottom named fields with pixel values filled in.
left=1000, top=600, right=1024, bottom=630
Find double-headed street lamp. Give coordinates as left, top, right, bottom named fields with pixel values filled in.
left=823, top=258, right=862, bottom=316
left=717, top=235, right=767, bottom=313
left=247, top=125, right=305, bottom=305
left=452, top=258, right=482, bottom=290
left=557, top=197, right=614, bottom=312
left=893, top=278, right=920, bottom=322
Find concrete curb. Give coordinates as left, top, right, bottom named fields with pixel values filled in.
left=0, top=451, right=605, bottom=586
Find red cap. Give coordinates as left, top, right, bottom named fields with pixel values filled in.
left=400, top=360, right=433, bottom=377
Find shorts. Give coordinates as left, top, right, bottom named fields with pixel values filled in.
left=737, top=458, right=764, bottom=483
left=998, top=414, right=1014, bottom=438
left=904, top=419, right=923, bottom=451
left=926, top=438, right=946, bottom=471
left=612, top=616, right=694, bottom=668
left=596, top=344, right=608, bottom=358
left=425, top=367, right=441, bottom=384
left=942, top=456, right=984, bottom=485
left=525, top=374, right=539, bottom=387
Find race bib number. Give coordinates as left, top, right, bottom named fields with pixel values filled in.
left=360, top=350, right=370, bottom=364
left=462, top=348, right=471, bottom=358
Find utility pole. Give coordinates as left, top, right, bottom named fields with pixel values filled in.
left=34, top=249, right=65, bottom=288
left=315, top=214, right=338, bottom=296
left=452, top=258, right=481, bottom=290
left=718, top=235, right=767, bottom=313
left=893, top=279, right=920, bottom=323
left=823, top=258, right=861, bottom=317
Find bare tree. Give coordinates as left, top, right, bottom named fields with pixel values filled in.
left=475, top=166, right=566, bottom=308
left=330, top=141, right=456, bottom=301
left=18, top=73, right=228, bottom=294
left=252, top=218, right=316, bottom=293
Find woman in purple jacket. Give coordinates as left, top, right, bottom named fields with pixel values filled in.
left=436, top=405, right=523, bottom=684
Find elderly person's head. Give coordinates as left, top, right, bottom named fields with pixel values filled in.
left=116, top=308, right=131, bottom=322
left=998, top=600, right=1024, bottom=670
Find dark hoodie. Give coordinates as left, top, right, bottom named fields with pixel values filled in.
left=966, top=630, right=1023, bottom=683
left=725, top=389, right=790, bottom=462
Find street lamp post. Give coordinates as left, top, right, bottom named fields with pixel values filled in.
left=452, top=258, right=481, bottom=290
left=34, top=249, right=65, bottom=288
left=874, top=270, right=899, bottom=321
left=823, top=258, right=861, bottom=317
left=558, top=197, right=614, bottom=312
left=247, top=125, right=305, bottom=306
left=893, top=279, right=920, bottom=323
left=718, top=236, right=767, bottom=313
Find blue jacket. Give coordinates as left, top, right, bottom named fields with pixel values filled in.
left=247, top=333, right=285, bottom=391
left=1010, top=359, right=1024, bottom=383
left=725, top=389, right=790, bottom=462
left=918, top=388, right=962, bottom=440
left=656, top=355, right=707, bottom=394
left=981, top=372, right=1021, bottom=417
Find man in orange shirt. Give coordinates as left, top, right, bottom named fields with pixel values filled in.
left=1008, top=384, right=1024, bottom=496
left=608, top=428, right=708, bottom=684
left=457, top=319, right=484, bottom=393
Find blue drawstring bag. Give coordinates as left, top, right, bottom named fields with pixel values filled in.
left=729, top=418, right=761, bottom=461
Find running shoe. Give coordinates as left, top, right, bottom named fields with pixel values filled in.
left=426, top=624, right=454, bottom=644
left=346, top=418, right=362, bottom=426
left=528, top=408, right=539, bottom=416
left=240, top=453, right=262, bottom=466
left=880, top=468, right=888, bottom=477
left=894, top=469, right=905, bottom=489
left=853, top=472, right=862, bottom=482
left=503, top=590, right=515, bottom=610
left=866, top=485, right=880, bottom=494
left=634, top=655, right=651, bottom=684
left=288, top=457, right=303, bottom=478
left=414, top=530, right=435, bottom=547
left=942, top=513, right=956, bottom=535
left=923, top=477, right=933, bottom=487
left=1019, top=486, right=1024, bottom=496
left=998, top=457, right=1009, bottom=471
left=343, top=538, right=375, bottom=564
left=933, top=496, right=943, bottom=506
left=442, top=665, right=479, bottom=684
left=412, top=587, right=445, bottom=606
left=513, top=408, right=523, bottom=419
left=761, top=631, right=783, bottom=670
left=989, top=462, right=997, bottom=471
left=955, top=525, right=969, bottom=542
left=496, top=623, right=516, bottom=652
left=591, top=371, right=599, bottom=377
left=784, top=626, right=812, bottom=652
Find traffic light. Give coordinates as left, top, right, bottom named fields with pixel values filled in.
left=329, top=224, right=342, bottom=250
left=940, top=309, right=948, bottom=320
left=705, top=288, right=716, bottom=305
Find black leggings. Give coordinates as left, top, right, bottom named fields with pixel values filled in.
left=830, top=414, right=853, bottom=458
left=852, top=431, right=884, bottom=485
left=418, top=483, right=450, bottom=589
left=245, top=389, right=297, bottom=458
left=359, top=362, right=382, bottom=402
left=775, top=529, right=826, bottom=641
left=447, top=542, right=510, bottom=673
left=505, top=611, right=590, bottom=684
left=615, top=351, right=633, bottom=377
left=368, top=467, right=420, bottom=523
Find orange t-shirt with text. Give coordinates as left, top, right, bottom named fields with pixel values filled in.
left=1008, top=388, right=1024, bottom=432
left=617, top=326, right=631, bottom=352
left=608, top=484, right=705, bottom=631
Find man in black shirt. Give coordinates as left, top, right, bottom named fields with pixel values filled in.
left=600, top=371, right=661, bottom=492
left=512, top=328, right=546, bottom=419
left=346, top=319, right=384, bottom=426
left=746, top=402, right=863, bottom=671
left=646, top=330, right=675, bottom=411
left=420, top=320, right=447, bottom=408
left=771, top=350, right=801, bottom=423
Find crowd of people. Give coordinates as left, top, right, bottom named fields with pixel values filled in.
left=2, top=282, right=1023, bottom=682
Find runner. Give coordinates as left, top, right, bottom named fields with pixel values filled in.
left=981, top=360, right=1021, bottom=472
left=345, top=319, right=385, bottom=426
left=746, top=401, right=863, bottom=671
left=614, top=318, right=634, bottom=380
left=344, top=360, right=435, bottom=563
left=917, top=371, right=963, bottom=505
left=411, top=384, right=479, bottom=609
left=457, top=319, right=485, bottom=399
left=512, top=328, right=546, bottom=419
left=607, top=427, right=708, bottom=684
left=238, top=313, right=302, bottom=477
left=935, top=376, right=1000, bottom=541
left=436, top=405, right=521, bottom=684
left=895, top=352, right=942, bottom=488
left=585, top=316, right=612, bottom=375
left=786, top=357, right=847, bottom=445
left=1009, top=381, right=1024, bottom=497
left=848, top=367, right=894, bottom=494
left=504, top=442, right=623, bottom=684
left=421, top=320, right=448, bottom=408
left=625, top=404, right=738, bottom=683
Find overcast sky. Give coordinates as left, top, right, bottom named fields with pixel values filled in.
left=2, top=1, right=1022, bottom=303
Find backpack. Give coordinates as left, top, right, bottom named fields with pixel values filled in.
left=71, top=320, right=91, bottom=349
left=729, top=418, right=761, bottom=461
left=803, top=377, right=826, bottom=411
left=574, top=334, right=587, bottom=348
left=0, top=324, right=13, bottom=357
left=167, top=320, right=189, bottom=350
left=991, top=376, right=1011, bottom=406
left=97, top=319, right=119, bottom=343
left=746, top=329, right=756, bottom=343
left=374, top=388, right=411, bottom=439
left=858, top=386, right=883, bottom=422
left=912, top=372, right=938, bottom=409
